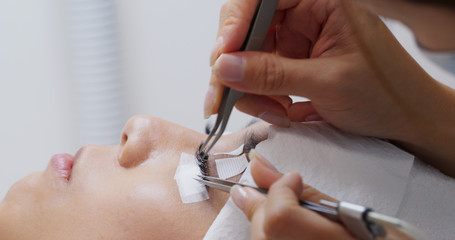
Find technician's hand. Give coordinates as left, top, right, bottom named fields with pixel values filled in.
left=359, top=0, right=455, bottom=51
left=205, top=0, right=455, bottom=174
left=230, top=150, right=356, bottom=240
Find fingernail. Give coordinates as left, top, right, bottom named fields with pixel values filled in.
left=305, top=114, right=322, bottom=122
left=204, top=86, right=215, bottom=119
left=210, top=36, right=224, bottom=66
left=258, top=111, right=291, bottom=128
left=249, top=149, right=278, bottom=172
left=230, top=185, right=247, bottom=210
left=214, top=54, right=245, bottom=83
left=285, top=171, right=303, bottom=183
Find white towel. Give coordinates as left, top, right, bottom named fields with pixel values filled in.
left=204, top=122, right=455, bottom=240
left=397, top=160, right=455, bottom=240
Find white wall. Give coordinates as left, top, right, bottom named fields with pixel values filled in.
left=116, top=0, right=252, bottom=131
left=0, top=1, right=76, bottom=198
left=0, top=1, right=454, bottom=199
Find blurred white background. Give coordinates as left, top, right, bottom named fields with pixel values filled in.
left=0, top=0, right=454, bottom=199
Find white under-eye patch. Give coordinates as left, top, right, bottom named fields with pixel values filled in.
left=214, top=144, right=248, bottom=179
left=213, top=144, right=244, bottom=156
left=216, top=154, right=248, bottom=179
left=174, top=152, right=209, bottom=204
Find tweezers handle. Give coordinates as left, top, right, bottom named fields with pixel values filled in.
left=201, top=0, right=278, bottom=155
left=220, top=0, right=278, bottom=118
left=218, top=88, right=244, bottom=122
left=241, top=0, right=278, bottom=52
left=197, top=175, right=339, bottom=220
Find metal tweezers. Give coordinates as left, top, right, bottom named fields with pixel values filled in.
left=195, top=175, right=426, bottom=240
left=199, top=0, right=279, bottom=158
left=195, top=175, right=339, bottom=219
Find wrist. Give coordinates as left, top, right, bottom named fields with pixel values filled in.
left=397, top=84, right=455, bottom=177
left=400, top=6, right=455, bottom=51
left=360, top=1, right=455, bottom=51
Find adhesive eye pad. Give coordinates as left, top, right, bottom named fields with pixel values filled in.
left=216, top=154, right=248, bottom=179
left=213, top=144, right=248, bottom=179
left=213, top=144, right=244, bottom=156
left=174, top=152, right=209, bottom=204
left=174, top=145, right=247, bottom=204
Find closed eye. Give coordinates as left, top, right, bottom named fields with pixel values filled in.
left=197, top=118, right=264, bottom=175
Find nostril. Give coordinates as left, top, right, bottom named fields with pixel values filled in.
left=121, top=133, right=128, bottom=145
left=118, top=115, right=166, bottom=168
left=118, top=131, right=152, bottom=168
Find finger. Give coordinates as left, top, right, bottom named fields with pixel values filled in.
left=265, top=173, right=353, bottom=240
left=204, top=76, right=295, bottom=120
left=203, top=74, right=226, bottom=118
left=269, top=95, right=293, bottom=108
left=288, top=101, right=319, bottom=122
left=248, top=149, right=336, bottom=203
left=230, top=185, right=266, bottom=221
left=236, top=94, right=291, bottom=127
left=301, top=183, right=338, bottom=204
left=264, top=172, right=307, bottom=240
left=236, top=94, right=321, bottom=125
left=249, top=149, right=283, bottom=189
left=212, top=52, right=331, bottom=98
left=276, top=0, right=301, bottom=10
left=262, top=26, right=277, bottom=53
left=261, top=10, right=285, bottom=54
left=268, top=172, right=303, bottom=205
left=250, top=202, right=267, bottom=240
left=276, top=21, right=313, bottom=59
left=210, top=0, right=305, bottom=65
left=210, top=0, right=260, bottom=65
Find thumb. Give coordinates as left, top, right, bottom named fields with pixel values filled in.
left=249, top=149, right=283, bottom=189
left=230, top=185, right=266, bottom=221
left=213, top=52, right=329, bottom=98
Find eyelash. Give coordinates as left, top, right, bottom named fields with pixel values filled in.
left=196, top=144, right=209, bottom=176
left=195, top=132, right=261, bottom=176
left=243, top=132, right=261, bottom=156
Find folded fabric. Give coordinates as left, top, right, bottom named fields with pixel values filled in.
left=204, top=122, right=418, bottom=240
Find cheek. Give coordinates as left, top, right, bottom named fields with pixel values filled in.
left=49, top=182, right=182, bottom=239
left=111, top=183, right=185, bottom=238
left=127, top=184, right=173, bottom=204
left=0, top=202, right=19, bottom=239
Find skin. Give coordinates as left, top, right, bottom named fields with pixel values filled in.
left=359, top=0, right=455, bottom=51
left=205, top=0, right=455, bottom=238
left=0, top=116, right=274, bottom=239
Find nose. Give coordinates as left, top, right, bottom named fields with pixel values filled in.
left=118, top=115, right=169, bottom=168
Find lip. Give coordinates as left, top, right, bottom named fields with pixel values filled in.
left=50, top=153, right=74, bottom=181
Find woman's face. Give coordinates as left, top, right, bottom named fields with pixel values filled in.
left=0, top=116, right=268, bottom=240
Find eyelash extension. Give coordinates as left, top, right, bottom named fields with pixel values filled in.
left=243, top=132, right=262, bottom=160
left=196, top=143, right=209, bottom=176
left=198, top=117, right=263, bottom=175
left=195, top=132, right=260, bottom=176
